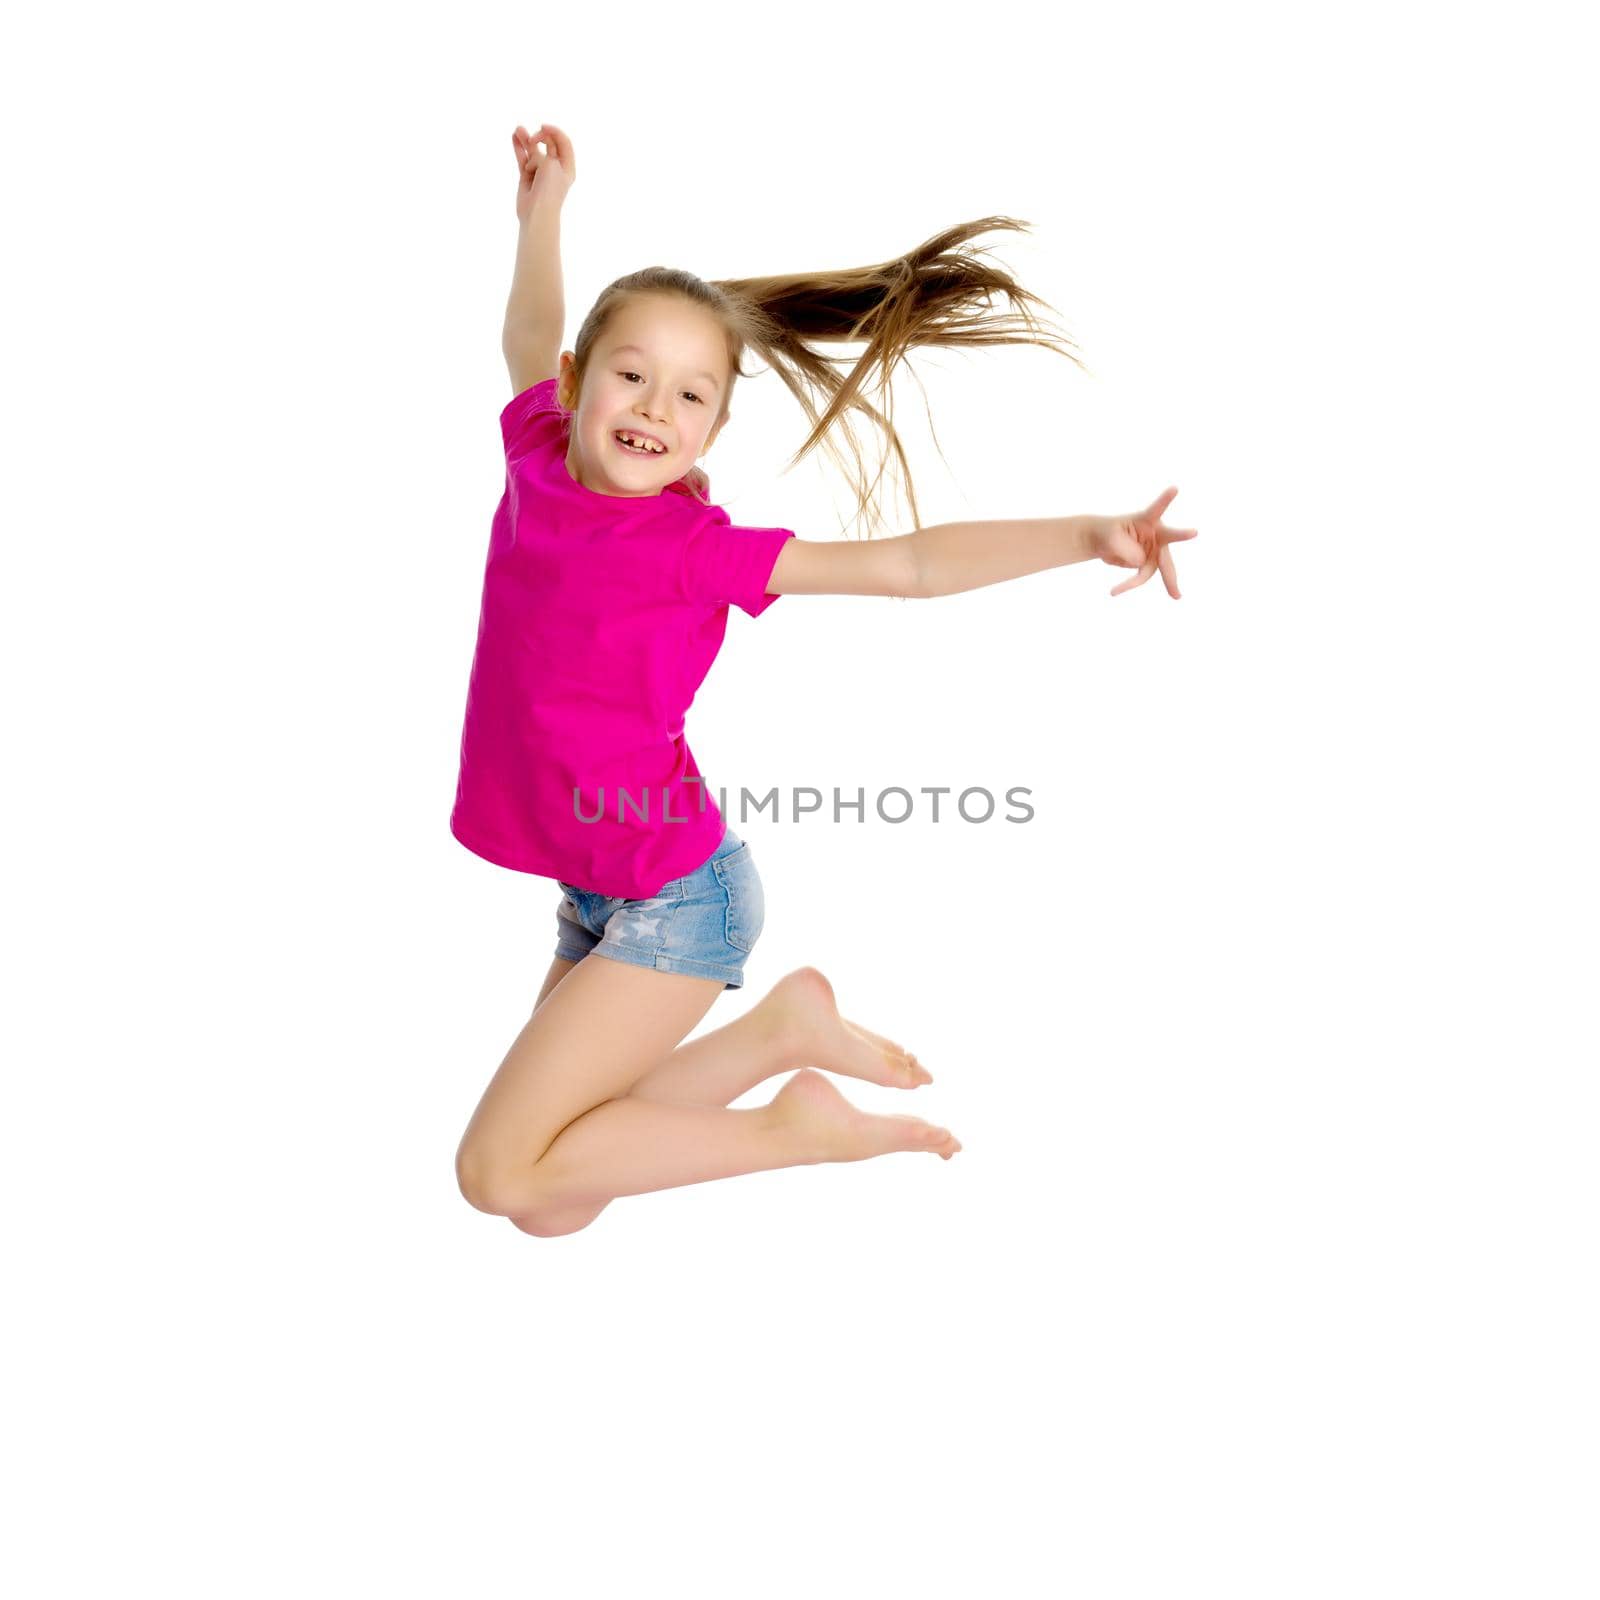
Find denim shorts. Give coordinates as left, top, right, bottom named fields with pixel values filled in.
left=553, top=825, right=766, bottom=990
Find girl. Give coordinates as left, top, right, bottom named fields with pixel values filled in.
left=452, top=123, right=1197, bottom=1237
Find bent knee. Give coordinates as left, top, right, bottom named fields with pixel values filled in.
left=508, top=1201, right=606, bottom=1237
left=456, top=1148, right=542, bottom=1218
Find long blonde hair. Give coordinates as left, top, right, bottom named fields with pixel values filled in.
left=566, top=216, right=1084, bottom=540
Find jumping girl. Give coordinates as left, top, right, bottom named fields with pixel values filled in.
left=451, top=123, right=1197, bottom=1237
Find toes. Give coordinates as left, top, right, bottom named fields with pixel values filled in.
left=837, top=1016, right=935, bottom=1086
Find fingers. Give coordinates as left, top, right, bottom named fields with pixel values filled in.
left=1107, top=495, right=1196, bottom=598
left=545, top=122, right=576, bottom=181
left=1132, top=527, right=1159, bottom=594
left=1158, top=540, right=1181, bottom=598
left=1155, top=521, right=1195, bottom=597
left=512, top=123, right=577, bottom=186
left=1110, top=551, right=1156, bottom=596
left=512, top=127, right=537, bottom=179
left=1113, top=532, right=1193, bottom=598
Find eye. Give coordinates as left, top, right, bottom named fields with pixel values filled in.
left=620, top=370, right=703, bottom=404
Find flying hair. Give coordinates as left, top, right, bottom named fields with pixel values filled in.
left=565, top=217, right=1085, bottom=541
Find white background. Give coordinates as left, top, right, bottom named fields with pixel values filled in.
left=5, top=2, right=1596, bottom=1595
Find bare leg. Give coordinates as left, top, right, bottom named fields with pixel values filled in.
left=521, top=1064, right=959, bottom=1225
left=533, top=960, right=934, bottom=1109
left=459, top=955, right=959, bottom=1237
left=509, top=961, right=938, bottom=1233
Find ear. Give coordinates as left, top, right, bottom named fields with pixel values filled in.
left=556, top=352, right=578, bottom=411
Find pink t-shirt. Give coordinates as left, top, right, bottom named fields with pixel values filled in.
left=450, top=378, right=795, bottom=899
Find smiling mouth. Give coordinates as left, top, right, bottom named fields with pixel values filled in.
left=614, top=431, right=666, bottom=458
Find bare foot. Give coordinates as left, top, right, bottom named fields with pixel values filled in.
left=761, top=966, right=934, bottom=1091
left=771, top=1068, right=962, bottom=1164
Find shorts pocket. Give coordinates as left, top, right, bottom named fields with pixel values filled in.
left=712, top=842, right=764, bottom=954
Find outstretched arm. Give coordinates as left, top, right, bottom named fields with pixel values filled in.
left=910, top=515, right=1095, bottom=597
left=765, top=492, right=1197, bottom=601
left=763, top=518, right=1089, bottom=600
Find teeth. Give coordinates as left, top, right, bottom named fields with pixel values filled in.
left=617, top=431, right=665, bottom=454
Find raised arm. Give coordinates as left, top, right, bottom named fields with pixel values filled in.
left=502, top=124, right=576, bottom=393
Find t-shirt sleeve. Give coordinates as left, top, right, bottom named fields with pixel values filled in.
left=499, top=377, right=566, bottom=466
left=679, top=505, right=797, bottom=619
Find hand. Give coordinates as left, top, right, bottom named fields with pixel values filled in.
left=512, top=123, right=576, bottom=222
left=1085, top=487, right=1198, bottom=598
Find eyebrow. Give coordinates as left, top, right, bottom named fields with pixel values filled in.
left=609, top=344, right=722, bottom=392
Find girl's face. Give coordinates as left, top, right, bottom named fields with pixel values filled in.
left=558, top=295, right=730, bottom=498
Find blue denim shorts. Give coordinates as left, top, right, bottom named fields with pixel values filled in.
left=553, top=825, right=766, bottom=990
